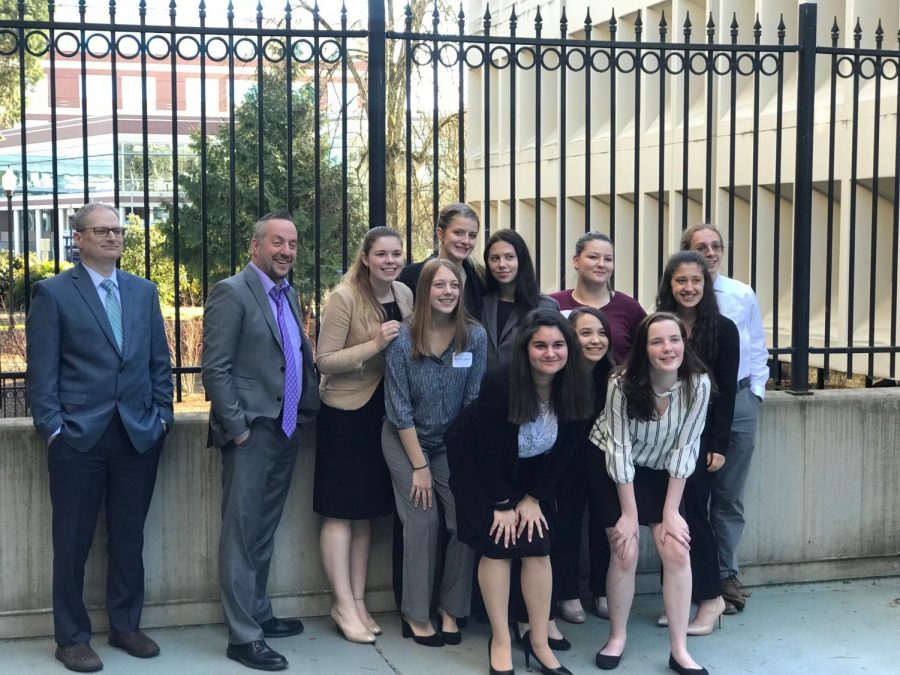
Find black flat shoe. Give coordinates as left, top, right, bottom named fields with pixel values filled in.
left=522, top=631, right=572, bottom=675
left=668, top=653, right=708, bottom=675
left=260, top=616, right=304, bottom=638
left=226, top=640, right=287, bottom=671
left=595, top=645, right=622, bottom=670
left=442, top=630, right=462, bottom=645
left=401, top=618, right=444, bottom=647
left=548, top=635, right=571, bottom=651
left=488, top=636, right=515, bottom=675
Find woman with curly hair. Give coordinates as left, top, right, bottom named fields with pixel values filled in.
left=654, top=251, right=739, bottom=634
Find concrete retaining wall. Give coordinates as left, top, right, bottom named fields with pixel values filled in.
left=1, top=390, right=898, bottom=638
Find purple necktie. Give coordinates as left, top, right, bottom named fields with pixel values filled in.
left=269, top=285, right=299, bottom=437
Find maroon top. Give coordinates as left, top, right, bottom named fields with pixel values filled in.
left=550, top=288, right=647, bottom=363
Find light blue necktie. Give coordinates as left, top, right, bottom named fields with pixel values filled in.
left=269, top=285, right=299, bottom=437
left=100, top=278, right=123, bottom=351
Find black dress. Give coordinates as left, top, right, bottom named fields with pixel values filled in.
left=312, top=302, right=402, bottom=520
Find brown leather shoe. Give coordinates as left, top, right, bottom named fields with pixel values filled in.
left=108, top=630, right=160, bottom=658
left=721, top=576, right=747, bottom=610
left=722, top=599, right=739, bottom=615
left=55, top=643, right=103, bottom=672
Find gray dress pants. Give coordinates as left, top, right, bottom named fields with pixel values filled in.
left=219, top=417, right=301, bottom=644
left=710, top=386, right=761, bottom=579
left=381, top=421, right=475, bottom=623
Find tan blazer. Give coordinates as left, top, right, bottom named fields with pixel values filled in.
left=316, top=280, right=413, bottom=410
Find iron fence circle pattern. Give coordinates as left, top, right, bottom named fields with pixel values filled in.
left=564, top=47, right=587, bottom=72
left=207, top=37, right=232, bottom=62
left=614, top=50, right=637, bottom=73
left=55, top=30, right=82, bottom=58
left=639, top=51, right=662, bottom=75
left=114, top=33, right=142, bottom=59
left=712, top=52, right=733, bottom=75
left=512, top=45, right=537, bottom=70
left=436, top=43, right=460, bottom=67
left=0, top=29, right=17, bottom=57
left=145, top=34, right=170, bottom=60
left=320, top=39, right=343, bottom=64
left=735, top=53, right=757, bottom=76
left=539, top=46, right=563, bottom=71
left=233, top=36, right=258, bottom=62
left=193, top=35, right=216, bottom=60
left=759, top=53, right=781, bottom=76
left=262, top=37, right=286, bottom=63
left=24, top=30, right=49, bottom=57
left=410, top=41, right=433, bottom=66
left=463, top=43, right=486, bottom=68
left=590, top=49, right=613, bottom=73
left=489, top=45, right=512, bottom=69
left=664, top=52, right=686, bottom=75
left=880, top=58, right=899, bottom=80
left=291, top=38, right=316, bottom=64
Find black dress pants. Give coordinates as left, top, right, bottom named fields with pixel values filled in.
left=48, top=414, right=163, bottom=646
left=552, top=445, right=611, bottom=601
left=682, top=440, right=721, bottom=601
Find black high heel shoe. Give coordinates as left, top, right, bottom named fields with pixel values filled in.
left=488, top=636, right=515, bottom=675
left=521, top=631, right=571, bottom=675
left=400, top=617, right=444, bottom=647
left=668, top=653, right=708, bottom=675
left=511, top=623, right=570, bottom=652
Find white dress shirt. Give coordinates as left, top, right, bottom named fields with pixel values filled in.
left=713, top=274, right=769, bottom=400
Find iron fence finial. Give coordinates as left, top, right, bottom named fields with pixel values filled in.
left=510, top=5, right=518, bottom=35
left=560, top=6, right=568, bottom=37
left=831, top=16, right=839, bottom=45
left=227, top=0, right=234, bottom=21
left=170, top=1, right=177, bottom=19
left=404, top=3, right=412, bottom=31
left=199, top=0, right=206, bottom=21
left=876, top=19, right=884, bottom=46
left=731, top=12, right=739, bottom=40
left=853, top=18, right=862, bottom=46
left=609, top=10, right=616, bottom=37
left=433, top=1, right=440, bottom=32
left=635, top=8, right=643, bottom=35
left=483, top=3, right=491, bottom=31
left=257, top=1, right=264, bottom=23
left=777, top=14, right=786, bottom=42
left=683, top=11, right=692, bottom=40
left=583, top=7, right=591, bottom=34
left=754, top=14, right=762, bottom=42
left=535, top=5, right=542, bottom=34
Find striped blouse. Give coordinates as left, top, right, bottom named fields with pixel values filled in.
left=590, top=372, right=711, bottom=485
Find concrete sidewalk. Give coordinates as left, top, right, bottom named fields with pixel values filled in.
left=2, top=578, right=897, bottom=674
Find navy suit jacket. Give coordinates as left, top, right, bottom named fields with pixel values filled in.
left=26, top=263, right=174, bottom=453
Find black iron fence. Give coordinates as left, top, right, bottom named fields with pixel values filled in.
left=0, top=1, right=897, bottom=407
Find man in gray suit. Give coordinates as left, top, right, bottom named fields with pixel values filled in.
left=202, top=211, right=319, bottom=671
left=26, top=202, right=173, bottom=673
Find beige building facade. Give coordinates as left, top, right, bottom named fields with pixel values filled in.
left=463, top=0, right=898, bottom=380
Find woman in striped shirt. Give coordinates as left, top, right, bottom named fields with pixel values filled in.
left=591, top=312, right=712, bottom=675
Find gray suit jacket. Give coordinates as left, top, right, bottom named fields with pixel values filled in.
left=26, top=264, right=174, bottom=453
left=202, top=266, right=319, bottom=448
left=482, top=293, right=560, bottom=368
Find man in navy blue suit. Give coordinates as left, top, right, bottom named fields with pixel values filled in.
left=26, top=202, right=173, bottom=673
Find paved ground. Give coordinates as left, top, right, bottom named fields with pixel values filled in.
left=2, top=578, right=898, bottom=674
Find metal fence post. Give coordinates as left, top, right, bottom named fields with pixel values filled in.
left=790, top=2, right=816, bottom=394
left=368, top=0, right=387, bottom=228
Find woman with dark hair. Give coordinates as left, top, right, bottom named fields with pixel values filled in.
left=655, top=251, right=739, bottom=634
left=448, top=310, right=593, bottom=675
left=592, top=312, right=711, bottom=674
left=550, top=231, right=646, bottom=620
left=482, top=229, right=559, bottom=368
left=315, top=226, right=413, bottom=643
left=398, top=202, right=486, bottom=319
left=551, top=308, right=617, bottom=625
left=382, top=258, right=487, bottom=647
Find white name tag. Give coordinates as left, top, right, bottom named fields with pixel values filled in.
left=452, top=351, right=473, bottom=368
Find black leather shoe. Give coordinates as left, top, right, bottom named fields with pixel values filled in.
left=226, top=641, right=287, bottom=671
left=108, top=630, right=160, bottom=658
left=260, top=616, right=304, bottom=638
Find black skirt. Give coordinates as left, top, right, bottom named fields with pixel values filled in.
left=313, top=383, right=394, bottom=519
left=587, top=449, right=670, bottom=527
left=455, top=455, right=556, bottom=559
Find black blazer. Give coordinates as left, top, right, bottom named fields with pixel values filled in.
left=448, top=369, right=585, bottom=508
left=700, top=314, right=740, bottom=455
left=481, top=293, right=560, bottom=369
left=398, top=255, right=485, bottom=320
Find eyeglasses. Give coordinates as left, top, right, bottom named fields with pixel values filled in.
left=693, top=242, right=724, bottom=253
left=77, top=226, right=126, bottom=238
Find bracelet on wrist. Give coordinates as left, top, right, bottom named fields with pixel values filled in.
left=412, top=464, right=428, bottom=471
